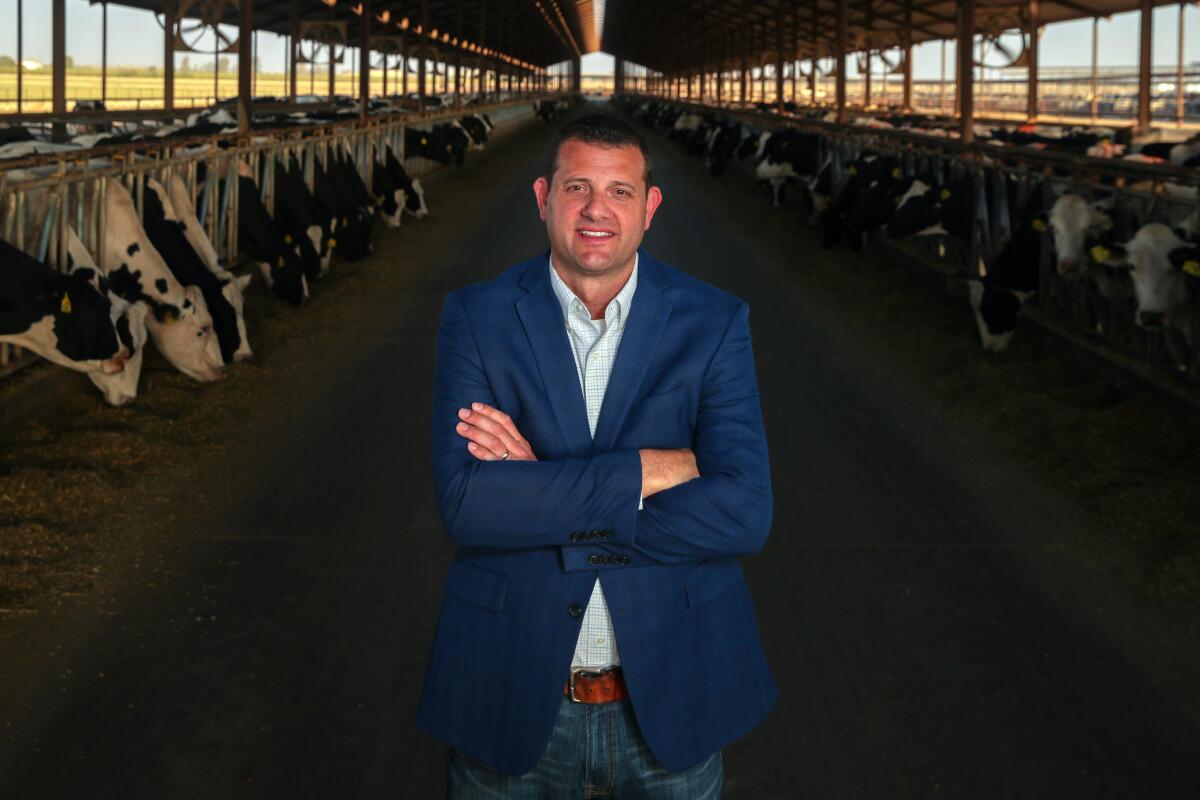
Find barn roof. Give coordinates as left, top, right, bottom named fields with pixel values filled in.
left=102, top=0, right=600, bottom=70
left=601, top=1, right=1187, bottom=73
left=66, top=1, right=1195, bottom=74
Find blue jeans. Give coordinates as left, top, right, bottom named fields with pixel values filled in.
left=446, top=698, right=723, bottom=799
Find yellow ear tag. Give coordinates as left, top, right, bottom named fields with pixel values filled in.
left=939, top=188, right=952, bottom=201
left=1032, top=219, right=1047, bottom=232
left=420, top=137, right=428, bottom=145
left=1183, top=259, right=1200, bottom=277
left=328, top=237, right=337, bottom=249
left=284, top=234, right=293, bottom=244
left=1091, top=245, right=1110, bottom=263
left=60, top=294, right=73, bottom=314
left=277, top=255, right=286, bottom=268
left=891, top=168, right=901, bottom=178
left=848, top=165, right=858, bottom=175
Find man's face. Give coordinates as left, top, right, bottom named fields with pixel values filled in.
left=533, top=139, right=663, bottom=280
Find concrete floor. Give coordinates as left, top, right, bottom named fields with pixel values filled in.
left=3, top=103, right=1198, bottom=799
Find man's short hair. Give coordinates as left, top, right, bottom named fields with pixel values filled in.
left=545, top=114, right=654, bottom=190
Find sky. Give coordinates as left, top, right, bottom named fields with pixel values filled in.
left=1, top=0, right=1196, bottom=80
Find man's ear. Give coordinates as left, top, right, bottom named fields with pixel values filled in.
left=533, top=176, right=550, bottom=221
left=644, top=185, right=663, bottom=230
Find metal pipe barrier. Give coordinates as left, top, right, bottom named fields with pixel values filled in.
left=624, top=94, right=1200, bottom=387
left=0, top=94, right=553, bottom=379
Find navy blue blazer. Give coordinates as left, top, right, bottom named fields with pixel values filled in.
left=417, top=249, right=777, bottom=775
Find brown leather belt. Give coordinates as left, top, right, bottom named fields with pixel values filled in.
left=564, top=667, right=628, bottom=704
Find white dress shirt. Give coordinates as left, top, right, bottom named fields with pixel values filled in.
left=549, top=254, right=639, bottom=670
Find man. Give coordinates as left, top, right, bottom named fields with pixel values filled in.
left=418, top=114, right=776, bottom=797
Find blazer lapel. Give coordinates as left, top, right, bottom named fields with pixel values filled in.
left=515, top=257, right=593, bottom=459
left=592, top=251, right=673, bottom=453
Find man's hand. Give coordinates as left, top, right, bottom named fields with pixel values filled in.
left=456, top=403, right=538, bottom=461
left=639, top=448, right=699, bottom=498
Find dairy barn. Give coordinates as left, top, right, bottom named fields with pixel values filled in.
left=1, top=0, right=1199, bottom=796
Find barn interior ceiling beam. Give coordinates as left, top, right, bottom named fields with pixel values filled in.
left=600, top=0, right=1184, bottom=74
left=98, top=0, right=599, bottom=68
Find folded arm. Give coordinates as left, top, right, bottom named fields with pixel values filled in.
left=562, top=303, right=773, bottom=570
left=432, top=292, right=644, bottom=549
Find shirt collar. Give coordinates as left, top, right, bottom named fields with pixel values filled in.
left=549, top=253, right=639, bottom=329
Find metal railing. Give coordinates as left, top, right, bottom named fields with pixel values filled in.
left=0, top=95, right=549, bottom=379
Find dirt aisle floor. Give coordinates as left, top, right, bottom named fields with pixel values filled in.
left=2, top=101, right=1199, bottom=798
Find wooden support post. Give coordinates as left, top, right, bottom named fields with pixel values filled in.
left=865, top=52, right=872, bottom=108
left=902, top=0, right=913, bottom=111
left=16, top=0, right=22, bottom=113
left=290, top=0, right=299, bottom=99
left=328, top=45, right=336, bottom=100
left=776, top=1, right=785, bottom=110
left=740, top=31, right=748, bottom=107
left=836, top=0, right=847, bottom=123
left=101, top=1, right=109, bottom=105
left=238, top=0, right=253, bottom=134
left=359, top=0, right=370, bottom=124
left=1026, top=0, right=1039, bottom=121
left=401, top=33, right=409, bottom=96
left=1177, top=2, right=1186, bottom=127
left=52, top=0, right=66, bottom=141
left=959, top=0, right=975, bottom=143
left=163, top=0, right=176, bottom=111
left=419, top=0, right=428, bottom=110
left=455, top=0, right=463, bottom=107
left=1137, top=0, right=1152, bottom=131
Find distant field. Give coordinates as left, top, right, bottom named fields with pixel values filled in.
left=0, top=69, right=402, bottom=113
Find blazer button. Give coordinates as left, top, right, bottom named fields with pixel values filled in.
left=568, top=603, right=583, bottom=618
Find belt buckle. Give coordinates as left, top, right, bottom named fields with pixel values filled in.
left=567, top=667, right=605, bottom=703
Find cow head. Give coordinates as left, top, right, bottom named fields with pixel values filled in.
left=1047, top=194, right=1113, bottom=278
left=221, top=273, right=254, bottom=361
left=1092, top=223, right=1194, bottom=331
left=89, top=301, right=149, bottom=405
left=404, top=178, right=429, bottom=219
left=145, top=285, right=226, bottom=380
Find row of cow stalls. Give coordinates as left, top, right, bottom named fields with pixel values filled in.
left=617, top=96, right=1200, bottom=388
left=0, top=96, right=559, bottom=404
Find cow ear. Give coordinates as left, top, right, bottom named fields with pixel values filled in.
left=1168, top=247, right=1200, bottom=276
left=1031, top=214, right=1048, bottom=232
left=1091, top=242, right=1128, bottom=266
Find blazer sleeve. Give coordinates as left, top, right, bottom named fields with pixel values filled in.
left=560, top=302, right=772, bottom=571
left=431, top=291, right=644, bottom=549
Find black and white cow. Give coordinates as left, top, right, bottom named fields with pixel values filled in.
left=1, top=236, right=129, bottom=375
left=101, top=180, right=226, bottom=381
left=1045, top=193, right=1114, bottom=278
left=885, top=176, right=976, bottom=243
left=234, top=171, right=309, bottom=304
left=272, top=155, right=334, bottom=280
left=967, top=195, right=1048, bottom=352
left=384, top=144, right=429, bottom=220
left=312, top=149, right=373, bottom=261
left=458, top=115, right=491, bottom=150
left=61, top=229, right=152, bottom=405
left=142, top=178, right=252, bottom=364
left=752, top=130, right=822, bottom=208
left=1091, top=222, right=1197, bottom=367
